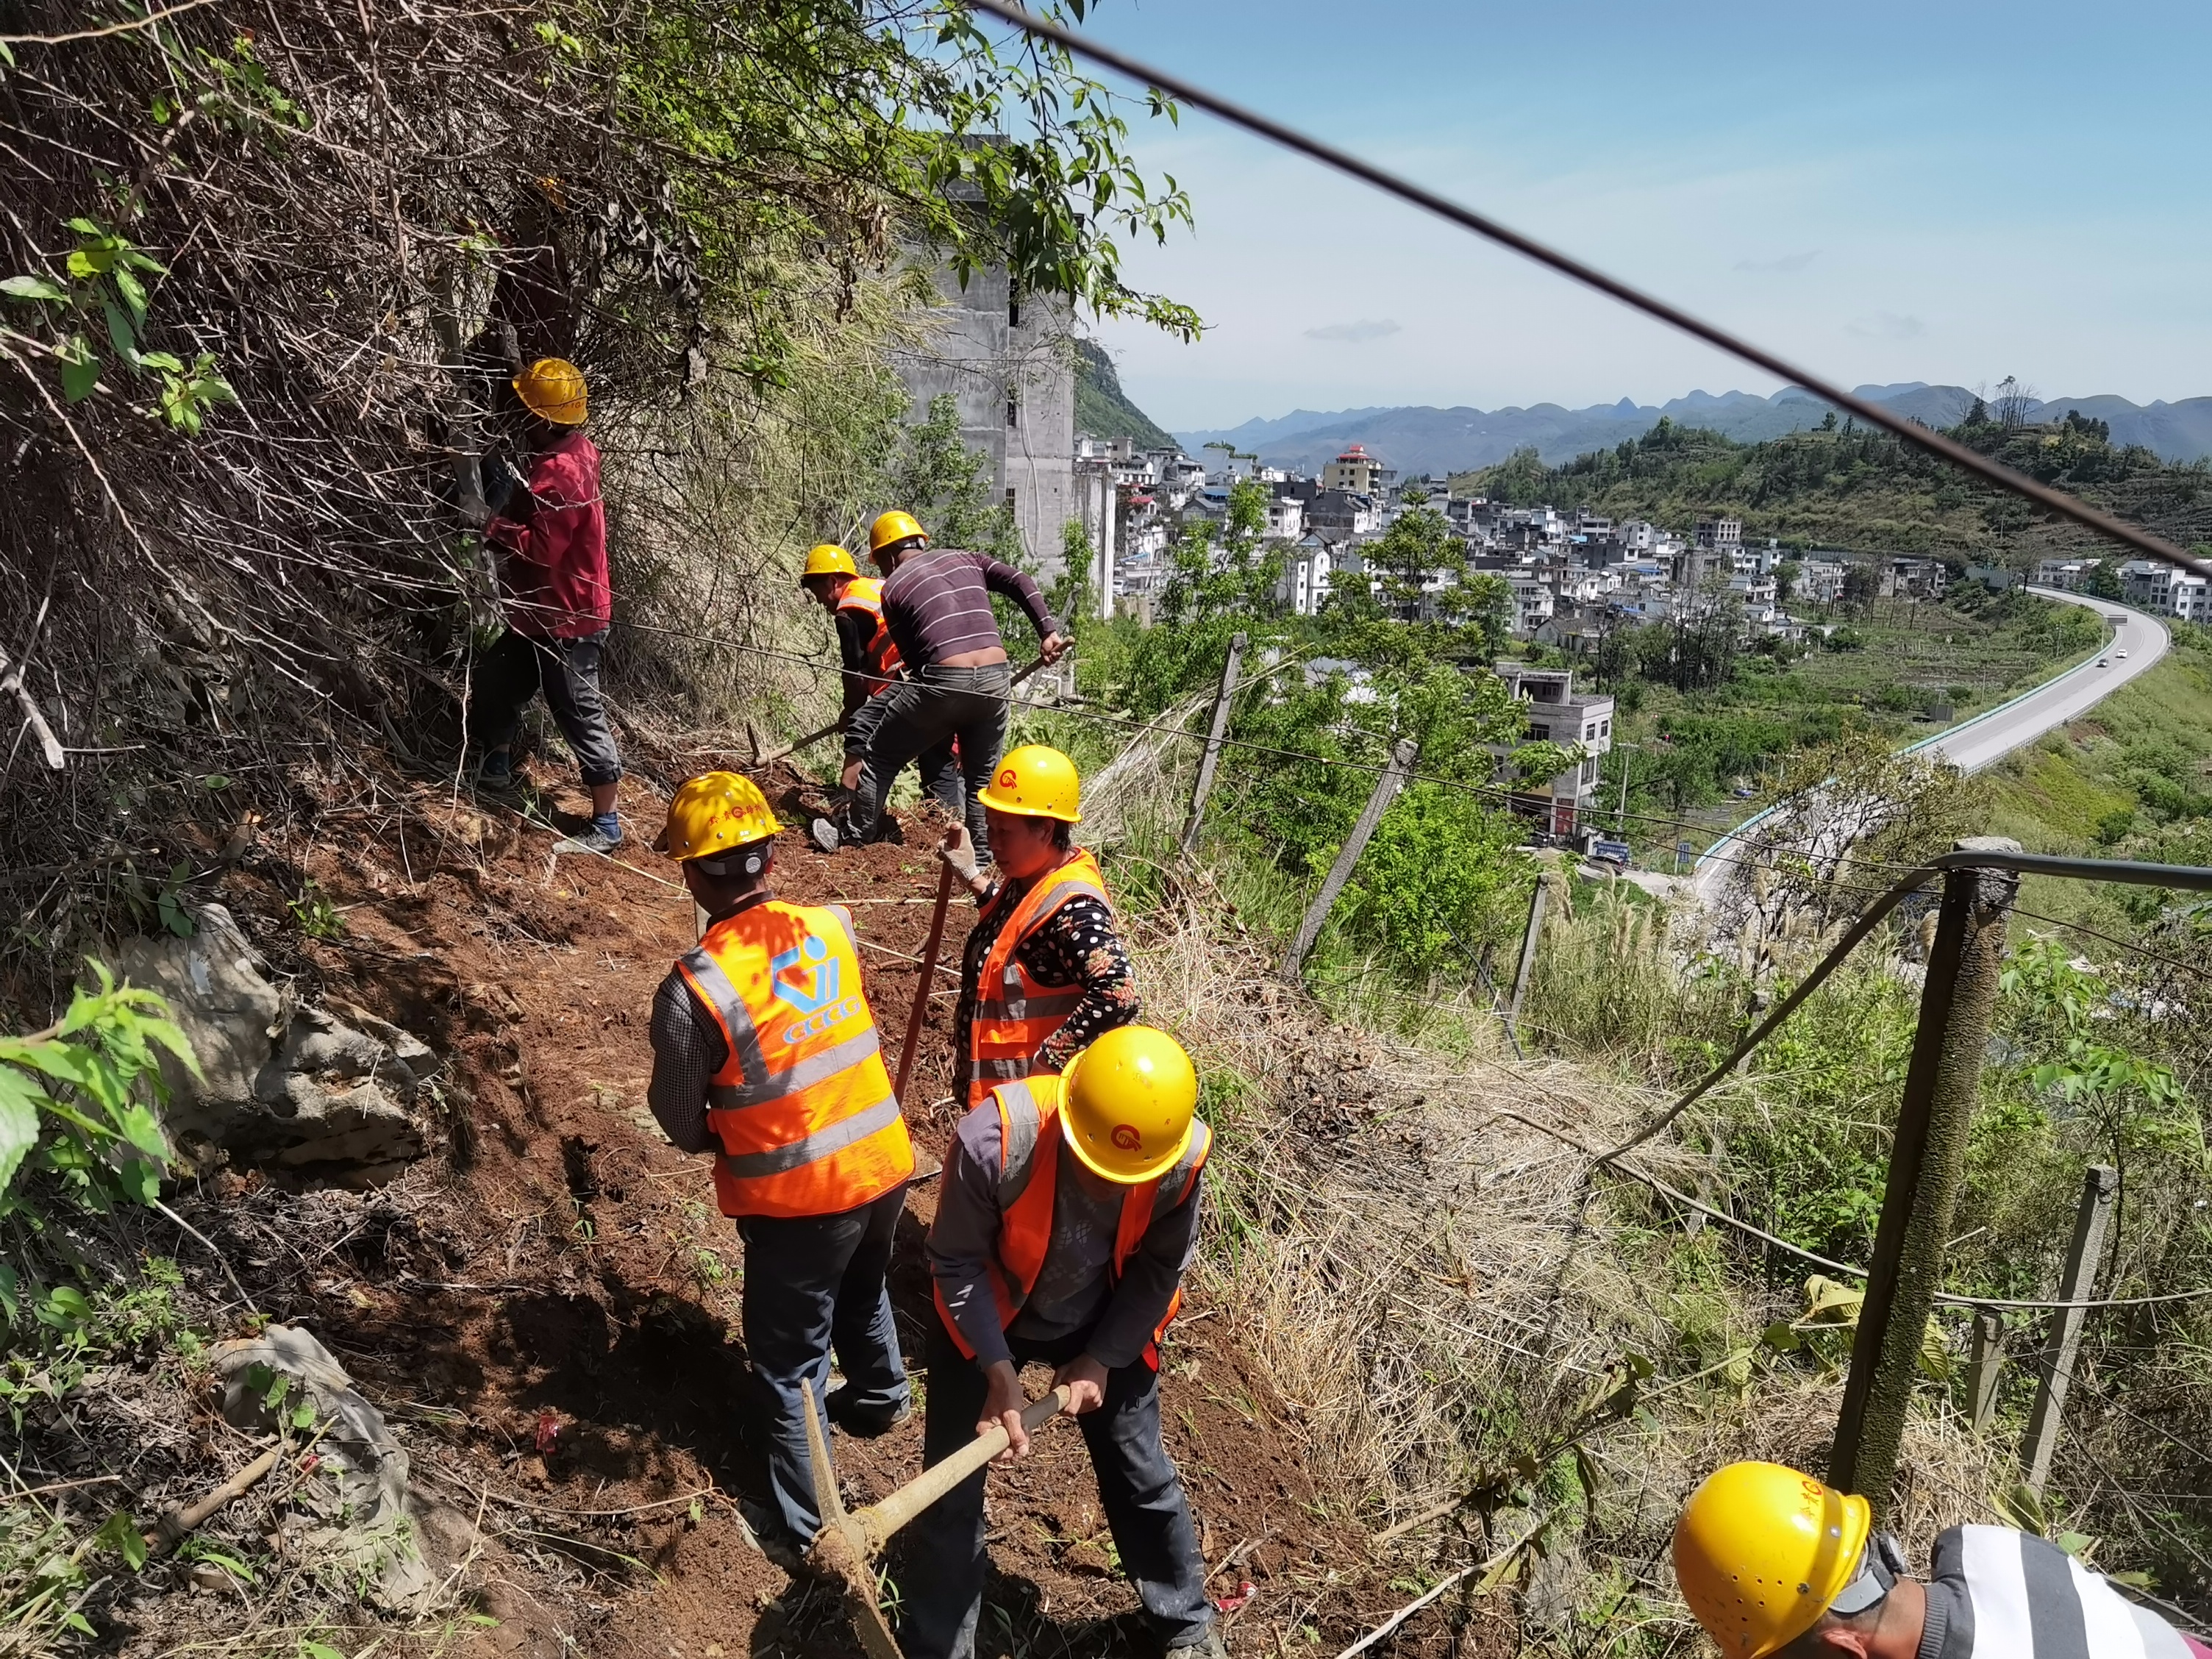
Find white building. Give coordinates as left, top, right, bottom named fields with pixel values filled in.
left=1488, top=663, right=1616, bottom=838
left=1265, top=495, right=1305, bottom=540
left=890, top=257, right=1075, bottom=582
left=2120, top=560, right=2212, bottom=621
left=1277, top=540, right=1335, bottom=617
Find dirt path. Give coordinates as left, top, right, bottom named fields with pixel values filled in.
left=217, top=763, right=1364, bottom=1659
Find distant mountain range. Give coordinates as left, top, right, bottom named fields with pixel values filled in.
left=1174, top=385, right=2212, bottom=477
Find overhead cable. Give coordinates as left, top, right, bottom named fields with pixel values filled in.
left=961, top=0, right=2212, bottom=583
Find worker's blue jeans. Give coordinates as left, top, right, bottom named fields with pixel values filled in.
left=735, top=1182, right=910, bottom=1546
left=900, top=1319, right=1214, bottom=1659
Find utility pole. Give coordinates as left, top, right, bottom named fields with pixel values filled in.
left=1830, top=838, right=2020, bottom=1519
left=1280, top=738, right=1416, bottom=981
left=1613, top=741, right=1638, bottom=835
left=1180, top=632, right=1246, bottom=855
left=2022, top=1165, right=2118, bottom=1496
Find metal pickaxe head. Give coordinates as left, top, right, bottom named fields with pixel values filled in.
left=799, top=1379, right=1071, bottom=1659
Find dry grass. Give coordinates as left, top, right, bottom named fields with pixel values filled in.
left=1116, top=877, right=2018, bottom=1653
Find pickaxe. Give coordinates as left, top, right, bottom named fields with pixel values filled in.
left=799, top=1379, right=1071, bottom=1659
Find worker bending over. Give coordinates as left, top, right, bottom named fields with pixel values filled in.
left=940, top=745, right=1140, bottom=1107
left=797, top=542, right=959, bottom=843
left=470, top=357, right=625, bottom=853
left=909, top=1024, right=1221, bottom=1659
left=1674, top=1460, right=2209, bottom=1658
left=830, top=510, right=1069, bottom=860
left=643, top=774, right=915, bottom=1562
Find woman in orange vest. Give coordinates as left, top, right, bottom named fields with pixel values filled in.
left=940, top=744, right=1141, bottom=1108
left=796, top=543, right=958, bottom=843
left=909, top=1025, right=1219, bottom=1659
left=643, top=772, right=916, bottom=1561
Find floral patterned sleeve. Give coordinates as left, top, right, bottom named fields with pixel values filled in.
left=1022, top=895, right=1141, bottom=1071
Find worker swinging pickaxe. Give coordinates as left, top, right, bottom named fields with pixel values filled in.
left=797, top=1378, right=1071, bottom=1659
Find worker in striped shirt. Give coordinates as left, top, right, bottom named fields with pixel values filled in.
left=821, top=510, right=1068, bottom=862
left=1674, top=1461, right=2208, bottom=1658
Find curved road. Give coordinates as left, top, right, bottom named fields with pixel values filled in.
left=1691, top=588, right=2169, bottom=903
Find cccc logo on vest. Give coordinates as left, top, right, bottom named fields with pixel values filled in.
left=1110, top=1124, right=1143, bottom=1152
left=770, top=932, right=842, bottom=1014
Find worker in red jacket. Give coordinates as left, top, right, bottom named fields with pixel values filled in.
left=471, top=357, right=624, bottom=853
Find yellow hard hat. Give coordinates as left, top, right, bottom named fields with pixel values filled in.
left=656, top=771, right=782, bottom=863
left=513, top=357, right=588, bottom=424
left=800, top=543, right=860, bottom=582
left=1673, top=1462, right=1872, bottom=1659
left=977, top=744, right=1081, bottom=823
left=868, top=510, right=927, bottom=554
left=1059, top=1025, right=1198, bottom=1184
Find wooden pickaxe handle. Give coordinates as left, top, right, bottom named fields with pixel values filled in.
left=856, top=1384, right=1072, bottom=1550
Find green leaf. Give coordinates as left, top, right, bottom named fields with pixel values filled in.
left=65, top=217, right=102, bottom=235
left=67, top=247, right=115, bottom=279
left=0, top=274, right=68, bottom=303
left=138, top=349, right=184, bottom=373
left=0, top=1068, right=40, bottom=1195
left=116, top=1159, right=161, bottom=1205
left=59, top=337, right=99, bottom=402
left=302, top=1644, right=347, bottom=1659
left=290, top=1400, right=317, bottom=1430
left=115, top=1103, right=168, bottom=1160
left=95, top=1510, right=150, bottom=1572
left=201, top=774, right=232, bottom=791
left=113, top=265, right=149, bottom=327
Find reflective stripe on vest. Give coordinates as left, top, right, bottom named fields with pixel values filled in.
left=961, top=849, right=1113, bottom=1107
left=837, top=576, right=903, bottom=693
left=932, top=1076, right=1210, bottom=1370
left=677, top=899, right=914, bottom=1219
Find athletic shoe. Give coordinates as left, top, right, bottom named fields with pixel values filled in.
left=810, top=817, right=841, bottom=853
left=552, top=815, right=623, bottom=855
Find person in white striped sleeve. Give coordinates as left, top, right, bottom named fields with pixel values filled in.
left=1673, top=1461, right=2208, bottom=1659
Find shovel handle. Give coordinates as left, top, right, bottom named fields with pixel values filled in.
left=858, top=1383, right=1071, bottom=1549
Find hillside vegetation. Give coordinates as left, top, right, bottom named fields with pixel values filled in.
left=1457, top=410, right=2212, bottom=560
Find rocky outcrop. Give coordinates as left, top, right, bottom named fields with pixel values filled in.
left=208, top=1324, right=435, bottom=1610
left=113, top=904, right=435, bottom=1185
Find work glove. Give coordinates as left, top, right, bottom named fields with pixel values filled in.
left=481, top=451, right=527, bottom=518
left=939, top=824, right=982, bottom=885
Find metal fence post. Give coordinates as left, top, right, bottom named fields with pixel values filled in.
left=1968, top=1308, right=2005, bottom=1434
left=1181, top=631, right=1246, bottom=855
left=1829, top=837, right=2020, bottom=1519
left=2023, top=1164, right=2118, bottom=1495
left=1280, top=738, right=1417, bottom=981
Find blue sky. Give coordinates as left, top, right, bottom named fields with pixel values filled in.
left=1048, top=1, right=2212, bottom=433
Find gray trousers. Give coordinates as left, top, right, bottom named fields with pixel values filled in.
left=849, top=663, right=1010, bottom=858
left=735, top=1182, right=911, bottom=1545
left=900, top=1319, right=1214, bottom=1659
left=467, top=628, right=623, bottom=786
left=845, top=691, right=961, bottom=821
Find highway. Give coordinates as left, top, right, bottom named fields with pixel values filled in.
left=1691, top=588, right=2169, bottom=905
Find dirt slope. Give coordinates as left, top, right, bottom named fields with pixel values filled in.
left=169, top=760, right=1383, bottom=1659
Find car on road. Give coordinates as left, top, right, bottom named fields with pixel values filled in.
left=2097, top=657, right=2111, bottom=667
left=2118, top=649, right=2130, bottom=659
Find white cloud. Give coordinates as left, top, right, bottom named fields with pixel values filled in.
left=1305, top=318, right=1401, bottom=343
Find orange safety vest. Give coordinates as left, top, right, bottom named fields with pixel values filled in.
left=962, top=848, right=1113, bottom=1108
left=676, top=899, right=915, bottom=1219
left=836, top=576, right=903, bottom=696
left=933, top=1075, right=1210, bottom=1371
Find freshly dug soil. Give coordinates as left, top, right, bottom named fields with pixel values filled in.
left=132, top=761, right=1450, bottom=1659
